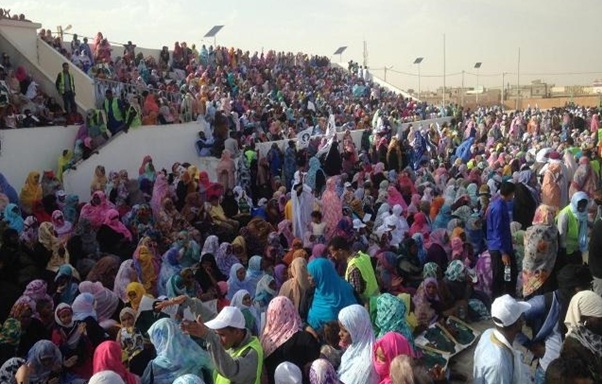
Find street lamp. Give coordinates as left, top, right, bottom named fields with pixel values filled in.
left=474, top=62, right=482, bottom=104
left=384, top=66, right=394, bottom=82
left=203, top=25, right=224, bottom=47
left=413, top=57, right=424, bottom=97
left=333, top=46, right=348, bottom=63
left=56, top=24, right=72, bottom=41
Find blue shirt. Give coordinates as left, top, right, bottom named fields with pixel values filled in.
left=486, top=198, right=513, bottom=253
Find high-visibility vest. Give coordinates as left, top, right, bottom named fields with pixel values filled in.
left=103, top=98, right=123, bottom=122
left=57, top=72, right=75, bottom=94
left=125, top=105, right=141, bottom=128
left=556, top=205, right=580, bottom=255
left=345, top=251, right=379, bottom=302
left=214, top=336, right=263, bottom=384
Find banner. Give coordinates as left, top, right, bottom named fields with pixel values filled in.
left=296, top=126, right=313, bottom=149
left=325, top=113, right=337, bottom=139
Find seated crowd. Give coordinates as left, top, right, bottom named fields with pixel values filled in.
left=0, top=97, right=601, bottom=384
left=0, top=59, right=71, bottom=129
left=0, top=16, right=601, bottom=384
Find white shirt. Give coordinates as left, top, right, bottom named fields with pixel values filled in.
left=473, top=329, right=532, bottom=384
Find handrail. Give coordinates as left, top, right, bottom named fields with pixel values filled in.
left=35, top=36, right=97, bottom=111
left=93, top=78, right=183, bottom=107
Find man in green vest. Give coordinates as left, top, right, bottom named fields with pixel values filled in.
left=328, top=236, right=379, bottom=303
left=557, top=191, right=589, bottom=265
left=123, top=95, right=141, bottom=131
left=55, top=62, right=76, bottom=114
left=103, top=89, right=125, bottom=135
left=182, top=306, right=263, bottom=384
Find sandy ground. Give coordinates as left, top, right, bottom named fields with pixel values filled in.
left=447, top=319, right=492, bottom=383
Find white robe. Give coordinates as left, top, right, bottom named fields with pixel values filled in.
left=292, top=182, right=314, bottom=239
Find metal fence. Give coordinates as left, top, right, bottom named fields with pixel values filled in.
left=92, top=78, right=183, bottom=108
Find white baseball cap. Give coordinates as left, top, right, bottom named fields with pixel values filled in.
left=205, top=306, right=246, bottom=330
left=491, top=294, right=531, bottom=327
left=353, top=218, right=366, bottom=229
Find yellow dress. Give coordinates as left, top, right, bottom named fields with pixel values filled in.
left=284, top=200, right=293, bottom=221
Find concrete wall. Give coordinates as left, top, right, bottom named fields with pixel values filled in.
left=503, top=95, right=601, bottom=110
left=36, top=37, right=96, bottom=111
left=108, top=43, right=162, bottom=62
left=0, top=19, right=41, bottom=60
left=0, top=19, right=96, bottom=112
left=0, top=125, right=80, bottom=191
left=254, top=116, right=452, bottom=158
left=0, top=29, right=58, bottom=102
left=3, top=116, right=451, bottom=202
left=332, top=62, right=419, bottom=101
left=61, top=122, right=208, bottom=200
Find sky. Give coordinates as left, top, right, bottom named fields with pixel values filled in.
left=4, top=0, right=602, bottom=92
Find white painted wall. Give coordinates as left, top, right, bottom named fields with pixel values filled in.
left=0, top=20, right=96, bottom=112
left=0, top=126, right=80, bottom=190
left=36, top=38, right=96, bottom=111
left=332, top=62, right=419, bottom=101
left=1, top=116, right=452, bottom=202
left=0, top=19, right=41, bottom=60
left=61, top=122, right=215, bottom=200
left=254, top=117, right=453, bottom=157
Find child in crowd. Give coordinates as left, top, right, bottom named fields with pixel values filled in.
left=308, top=210, right=327, bottom=245
left=320, top=321, right=343, bottom=369
left=116, top=308, right=144, bottom=365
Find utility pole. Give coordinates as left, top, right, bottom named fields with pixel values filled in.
left=461, top=70, right=465, bottom=106
left=474, top=62, right=482, bottom=106
left=502, top=72, right=506, bottom=107
left=413, top=58, right=424, bottom=99
left=384, top=66, right=394, bottom=82
left=363, top=40, right=368, bottom=68
left=418, top=64, right=421, bottom=97
left=443, top=34, right=446, bottom=105
left=476, top=67, right=480, bottom=105
left=515, top=47, right=520, bottom=111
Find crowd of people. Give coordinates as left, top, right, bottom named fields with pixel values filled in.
left=36, top=28, right=441, bottom=151
left=1, top=97, right=602, bottom=383
left=0, top=19, right=601, bottom=384
left=0, top=9, right=30, bottom=23
left=0, top=56, right=73, bottom=129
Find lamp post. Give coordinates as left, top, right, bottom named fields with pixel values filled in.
left=57, top=24, right=72, bottom=41
left=502, top=72, right=506, bottom=106
left=203, top=25, right=224, bottom=47
left=474, top=62, right=482, bottom=104
left=413, top=57, right=424, bottom=97
left=333, top=46, right=348, bottom=63
left=384, top=66, right=394, bottom=82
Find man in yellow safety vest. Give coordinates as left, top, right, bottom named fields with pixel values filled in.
left=55, top=62, right=76, bottom=114
left=328, top=235, right=379, bottom=303
left=182, top=306, right=264, bottom=384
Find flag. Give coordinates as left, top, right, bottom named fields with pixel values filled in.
left=325, top=114, right=336, bottom=139
left=316, top=136, right=335, bottom=159
left=296, top=127, right=313, bottom=149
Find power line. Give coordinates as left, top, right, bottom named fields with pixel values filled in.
left=371, top=67, right=602, bottom=79
left=369, top=67, right=463, bottom=78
